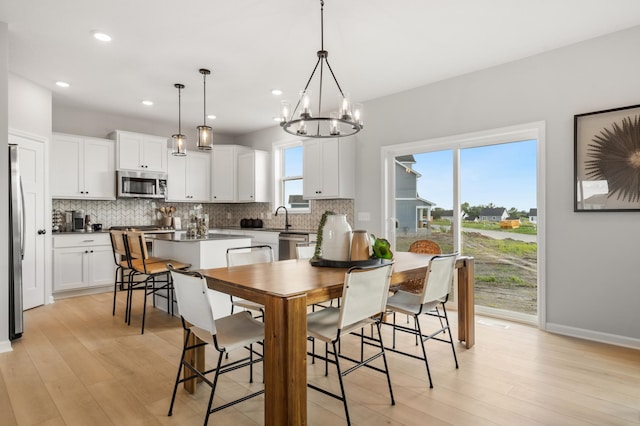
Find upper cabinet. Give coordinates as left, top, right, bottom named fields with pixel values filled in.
left=211, top=145, right=269, bottom=203
left=110, top=130, right=168, bottom=173
left=166, top=149, right=211, bottom=202
left=303, top=138, right=354, bottom=199
left=211, top=145, right=244, bottom=202
left=51, top=133, right=116, bottom=200
left=237, top=150, right=270, bottom=202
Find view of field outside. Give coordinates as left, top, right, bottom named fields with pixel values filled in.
left=395, top=140, right=538, bottom=317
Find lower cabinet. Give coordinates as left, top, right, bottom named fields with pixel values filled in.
left=53, top=234, right=114, bottom=293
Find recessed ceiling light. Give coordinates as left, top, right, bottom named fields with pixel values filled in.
left=271, top=89, right=283, bottom=96
left=55, top=81, right=70, bottom=88
left=142, top=100, right=153, bottom=106
left=273, top=116, right=282, bottom=122
left=92, top=31, right=112, bottom=42
left=207, top=114, right=216, bottom=120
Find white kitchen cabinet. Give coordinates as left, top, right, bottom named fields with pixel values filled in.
left=110, top=130, right=168, bottom=173
left=51, top=133, right=116, bottom=200
left=237, top=150, right=270, bottom=202
left=167, top=149, right=211, bottom=202
left=53, top=234, right=114, bottom=293
left=303, top=138, right=354, bottom=199
left=211, top=145, right=249, bottom=202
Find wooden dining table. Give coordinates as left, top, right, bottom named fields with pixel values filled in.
left=193, top=252, right=474, bottom=426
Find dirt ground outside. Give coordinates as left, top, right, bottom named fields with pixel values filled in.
left=396, top=228, right=538, bottom=315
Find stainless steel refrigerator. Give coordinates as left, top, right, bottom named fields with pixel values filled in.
left=9, top=144, right=24, bottom=340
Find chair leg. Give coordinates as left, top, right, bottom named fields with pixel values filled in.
left=375, top=322, right=395, bottom=405
left=126, top=272, right=135, bottom=325
left=414, top=316, right=434, bottom=388
left=441, top=304, right=459, bottom=369
left=249, top=343, right=254, bottom=383
left=332, top=340, right=351, bottom=426
left=112, top=266, right=121, bottom=316
left=141, top=279, right=150, bottom=334
left=205, top=351, right=225, bottom=426
left=392, top=312, right=397, bottom=349
left=168, top=329, right=191, bottom=416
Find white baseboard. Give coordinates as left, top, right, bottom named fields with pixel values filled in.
left=0, top=340, right=13, bottom=354
left=545, top=322, right=640, bottom=350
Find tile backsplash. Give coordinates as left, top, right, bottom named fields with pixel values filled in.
left=52, top=199, right=354, bottom=232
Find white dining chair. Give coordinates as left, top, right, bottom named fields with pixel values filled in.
left=306, top=263, right=395, bottom=425
left=226, top=245, right=274, bottom=316
left=384, top=253, right=459, bottom=388
left=167, top=266, right=264, bottom=425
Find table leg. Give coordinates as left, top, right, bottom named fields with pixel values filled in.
left=457, top=258, right=475, bottom=349
left=264, top=293, right=308, bottom=426
left=183, top=327, right=205, bottom=394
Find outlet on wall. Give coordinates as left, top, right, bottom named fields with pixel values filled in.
left=358, top=212, right=371, bottom=221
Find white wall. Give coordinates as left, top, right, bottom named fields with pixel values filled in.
left=9, top=74, right=52, bottom=138
left=53, top=103, right=237, bottom=146
left=0, top=23, right=10, bottom=351
left=239, top=26, right=640, bottom=347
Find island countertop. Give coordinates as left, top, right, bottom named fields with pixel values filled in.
left=146, top=232, right=248, bottom=242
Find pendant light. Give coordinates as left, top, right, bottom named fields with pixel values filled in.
left=171, top=83, right=187, bottom=156
left=197, top=68, right=213, bottom=150
left=280, top=0, right=363, bottom=138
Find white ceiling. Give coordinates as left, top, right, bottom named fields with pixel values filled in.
left=3, top=0, right=640, bottom=136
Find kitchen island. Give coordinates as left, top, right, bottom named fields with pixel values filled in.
left=149, top=232, right=252, bottom=315
left=150, top=232, right=251, bottom=269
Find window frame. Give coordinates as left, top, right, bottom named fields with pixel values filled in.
left=273, top=139, right=310, bottom=213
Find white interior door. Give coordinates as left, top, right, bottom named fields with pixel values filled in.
left=10, top=132, right=46, bottom=310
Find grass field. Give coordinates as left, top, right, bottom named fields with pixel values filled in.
left=396, top=229, right=538, bottom=315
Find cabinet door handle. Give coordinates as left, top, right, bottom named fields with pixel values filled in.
left=90, top=250, right=94, bottom=253
left=37, top=229, right=46, bottom=235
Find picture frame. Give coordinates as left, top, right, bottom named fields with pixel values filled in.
left=574, top=103, right=640, bottom=212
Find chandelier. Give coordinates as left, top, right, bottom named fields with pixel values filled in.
left=197, top=68, right=213, bottom=150
left=171, top=83, right=186, bottom=156
left=280, top=0, right=363, bottom=138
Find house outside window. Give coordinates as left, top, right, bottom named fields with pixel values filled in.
left=274, top=141, right=309, bottom=212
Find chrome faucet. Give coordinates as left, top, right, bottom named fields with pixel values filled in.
left=275, top=206, right=291, bottom=230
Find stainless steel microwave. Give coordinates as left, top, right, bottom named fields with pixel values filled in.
left=117, top=170, right=167, bottom=199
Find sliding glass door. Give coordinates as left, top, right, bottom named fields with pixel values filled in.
left=386, top=123, right=543, bottom=324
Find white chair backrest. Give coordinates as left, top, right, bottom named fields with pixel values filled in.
left=170, top=269, right=217, bottom=336
left=296, top=243, right=317, bottom=260
left=421, top=254, right=457, bottom=305
left=338, top=264, right=394, bottom=331
left=227, top=245, right=274, bottom=267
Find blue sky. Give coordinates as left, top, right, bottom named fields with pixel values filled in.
left=411, top=139, right=537, bottom=211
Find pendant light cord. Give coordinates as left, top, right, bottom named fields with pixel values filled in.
left=178, top=86, right=182, bottom=134
left=203, top=73, right=207, bottom=125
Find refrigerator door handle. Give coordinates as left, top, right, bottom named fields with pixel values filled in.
left=19, top=177, right=25, bottom=259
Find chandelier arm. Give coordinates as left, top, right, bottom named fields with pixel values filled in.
left=317, top=58, right=325, bottom=135
left=324, top=58, right=346, bottom=98
left=290, top=57, right=322, bottom=120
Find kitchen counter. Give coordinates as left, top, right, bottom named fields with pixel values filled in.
left=213, top=226, right=318, bottom=233
left=146, top=232, right=247, bottom=242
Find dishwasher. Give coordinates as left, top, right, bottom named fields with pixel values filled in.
left=278, top=232, right=309, bottom=260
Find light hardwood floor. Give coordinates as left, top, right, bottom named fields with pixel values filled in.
left=1, top=292, right=638, bottom=425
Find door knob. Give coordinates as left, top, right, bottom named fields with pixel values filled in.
left=37, top=229, right=46, bottom=235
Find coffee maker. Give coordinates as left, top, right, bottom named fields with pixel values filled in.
left=68, top=210, right=85, bottom=232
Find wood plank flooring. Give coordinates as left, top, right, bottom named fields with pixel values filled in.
left=0, top=292, right=638, bottom=425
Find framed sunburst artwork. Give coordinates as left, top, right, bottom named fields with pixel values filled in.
left=575, top=103, right=640, bottom=211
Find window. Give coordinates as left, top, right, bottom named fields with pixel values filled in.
left=274, top=140, right=309, bottom=211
